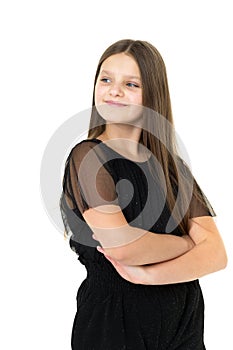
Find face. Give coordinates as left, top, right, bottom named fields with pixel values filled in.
left=94, top=53, right=143, bottom=125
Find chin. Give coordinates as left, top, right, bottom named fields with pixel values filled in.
left=96, top=104, right=143, bottom=125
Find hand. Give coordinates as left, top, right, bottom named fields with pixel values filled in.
left=97, top=246, right=152, bottom=285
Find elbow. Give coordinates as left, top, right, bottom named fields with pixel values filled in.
left=104, top=246, right=135, bottom=265
left=219, top=239, right=228, bottom=270
left=205, top=232, right=228, bottom=273
left=214, top=245, right=228, bottom=272
left=220, top=250, right=228, bottom=270
left=103, top=246, right=129, bottom=263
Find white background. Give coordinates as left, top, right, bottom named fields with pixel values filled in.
left=1, top=0, right=232, bottom=349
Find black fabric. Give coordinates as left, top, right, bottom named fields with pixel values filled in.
left=61, top=138, right=214, bottom=349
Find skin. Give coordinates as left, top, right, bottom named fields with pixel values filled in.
left=97, top=216, right=228, bottom=284
left=85, top=52, right=194, bottom=264
left=94, top=52, right=144, bottom=158
left=84, top=52, right=228, bottom=284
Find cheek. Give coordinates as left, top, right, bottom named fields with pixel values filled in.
left=131, top=92, right=142, bottom=106
left=94, top=84, right=106, bottom=104
left=138, top=95, right=143, bottom=105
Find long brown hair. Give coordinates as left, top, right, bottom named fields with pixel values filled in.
left=87, top=39, right=211, bottom=235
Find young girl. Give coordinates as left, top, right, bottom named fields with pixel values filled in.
left=60, top=39, right=227, bottom=349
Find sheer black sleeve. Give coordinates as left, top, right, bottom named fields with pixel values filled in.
left=189, top=177, right=216, bottom=219
left=178, top=158, right=216, bottom=219
left=62, top=140, right=118, bottom=215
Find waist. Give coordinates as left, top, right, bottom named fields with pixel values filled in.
left=85, top=262, right=200, bottom=295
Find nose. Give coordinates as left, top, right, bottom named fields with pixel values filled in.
left=109, top=83, right=124, bottom=97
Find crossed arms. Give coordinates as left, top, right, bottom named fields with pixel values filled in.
left=83, top=204, right=227, bottom=284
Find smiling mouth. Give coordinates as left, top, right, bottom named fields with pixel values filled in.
left=105, top=100, right=128, bottom=107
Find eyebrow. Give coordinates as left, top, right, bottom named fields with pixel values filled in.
left=100, top=69, right=141, bottom=81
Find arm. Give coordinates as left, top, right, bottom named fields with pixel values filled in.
left=143, top=216, right=227, bottom=284
left=67, top=143, right=193, bottom=265
left=83, top=204, right=194, bottom=265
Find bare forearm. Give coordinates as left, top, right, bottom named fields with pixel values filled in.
left=87, top=205, right=193, bottom=265
left=104, top=226, right=194, bottom=266
left=145, top=238, right=227, bottom=284
left=101, top=217, right=228, bottom=286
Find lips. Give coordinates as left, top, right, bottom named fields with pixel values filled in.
left=105, top=100, right=128, bottom=107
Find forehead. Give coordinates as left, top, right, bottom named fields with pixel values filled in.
left=100, top=53, right=141, bottom=78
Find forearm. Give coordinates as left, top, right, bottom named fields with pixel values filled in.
left=87, top=205, right=193, bottom=265
left=104, top=226, right=194, bottom=266
left=144, top=237, right=227, bottom=284
left=100, top=217, right=227, bottom=286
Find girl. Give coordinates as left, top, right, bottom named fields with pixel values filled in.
left=60, top=39, right=227, bottom=349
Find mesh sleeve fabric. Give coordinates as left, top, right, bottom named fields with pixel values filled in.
left=178, top=158, right=216, bottom=219
left=189, top=178, right=216, bottom=219
left=61, top=140, right=148, bottom=248
left=62, top=140, right=119, bottom=214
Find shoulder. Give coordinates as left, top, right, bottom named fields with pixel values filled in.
left=69, top=138, right=101, bottom=159
left=175, top=156, right=192, bottom=174
left=67, top=138, right=110, bottom=169
left=72, top=138, right=100, bottom=153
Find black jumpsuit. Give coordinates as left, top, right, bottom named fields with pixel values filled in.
left=61, top=138, right=215, bottom=350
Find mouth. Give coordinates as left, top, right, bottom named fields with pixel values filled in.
left=104, top=100, right=128, bottom=107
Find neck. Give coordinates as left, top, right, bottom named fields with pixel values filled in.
left=100, top=123, right=144, bottom=157
left=106, top=123, right=141, bottom=140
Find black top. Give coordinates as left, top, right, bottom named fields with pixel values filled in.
left=60, top=138, right=214, bottom=349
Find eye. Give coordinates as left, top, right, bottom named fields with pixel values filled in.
left=126, top=82, right=140, bottom=88
left=100, top=77, right=111, bottom=83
